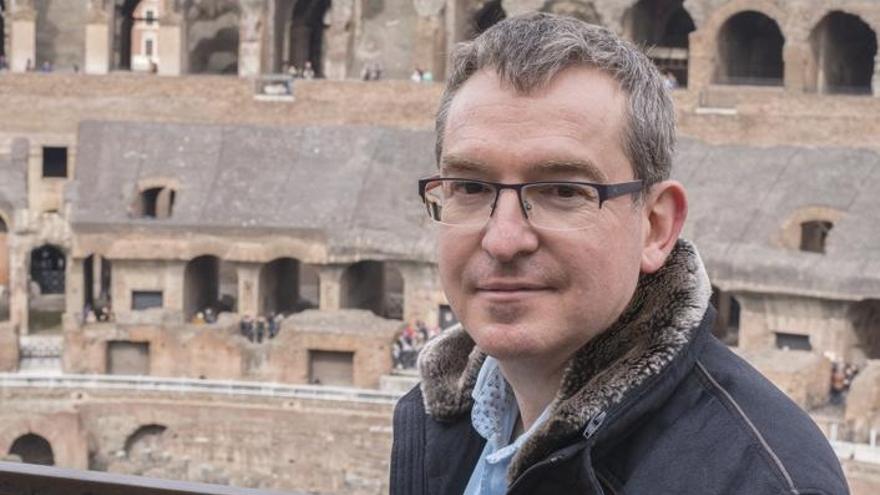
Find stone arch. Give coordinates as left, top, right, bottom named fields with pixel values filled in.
left=34, top=0, right=88, bottom=71
left=123, top=424, right=168, bottom=460
left=185, top=0, right=240, bottom=74
left=30, top=244, right=65, bottom=295
left=259, top=257, right=307, bottom=316
left=340, top=260, right=403, bottom=319
left=806, top=11, right=877, bottom=95
left=623, top=0, right=694, bottom=86
left=114, top=0, right=162, bottom=71
left=851, top=299, right=880, bottom=361
left=777, top=205, right=843, bottom=253
left=8, top=433, right=54, bottom=465
left=276, top=0, right=332, bottom=77
left=713, top=10, right=784, bottom=86
left=134, top=186, right=177, bottom=219
left=542, top=0, right=601, bottom=25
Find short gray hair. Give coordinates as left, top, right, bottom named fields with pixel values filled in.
left=435, top=12, right=676, bottom=188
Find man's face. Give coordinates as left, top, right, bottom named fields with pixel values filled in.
left=438, top=66, right=647, bottom=366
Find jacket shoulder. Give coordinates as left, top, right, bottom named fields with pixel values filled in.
left=695, top=339, right=849, bottom=494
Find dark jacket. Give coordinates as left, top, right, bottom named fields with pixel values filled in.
left=390, top=241, right=848, bottom=495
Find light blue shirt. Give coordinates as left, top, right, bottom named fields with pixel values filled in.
left=463, top=357, right=551, bottom=495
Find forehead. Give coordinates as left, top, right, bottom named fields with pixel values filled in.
left=442, top=66, right=631, bottom=182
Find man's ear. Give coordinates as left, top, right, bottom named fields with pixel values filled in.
left=640, top=180, right=688, bottom=274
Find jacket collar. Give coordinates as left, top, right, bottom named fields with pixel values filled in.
left=417, top=239, right=712, bottom=482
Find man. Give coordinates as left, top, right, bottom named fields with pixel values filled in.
left=391, top=13, right=848, bottom=495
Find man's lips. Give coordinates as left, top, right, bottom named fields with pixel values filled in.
left=474, top=281, right=553, bottom=298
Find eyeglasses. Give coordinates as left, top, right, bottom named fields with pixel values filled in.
left=418, top=177, right=643, bottom=231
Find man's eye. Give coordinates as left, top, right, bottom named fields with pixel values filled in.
left=553, top=185, right=579, bottom=198
left=452, top=181, right=491, bottom=195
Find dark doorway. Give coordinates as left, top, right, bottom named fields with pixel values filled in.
left=286, top=0, right=331, bottom=77
left=851, top=300, right=880, bottom=360
left=715, top=11, right=784, bottom=86
left=341, top=261, right=403, bottom=319
left=9, top=433, right=55, bottom=466
left=800, top=220, right=832, bottom=254
left=809, top=12, right=877, bottom=95
left=473, top=0, right=506, bottom=36
left=1, top=0, right=6, bottom=61
left=710, top=286, right=740, bottom=345
left=626, top=0, right=695, bottom=86
left=30, top=245, right=65, bottom=295
left=83, top=254, right=112, bottom=319
left=183, top=255, right=219, bottom=321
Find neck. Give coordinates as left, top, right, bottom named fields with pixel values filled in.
left=498, top=357, right=567, bottom=433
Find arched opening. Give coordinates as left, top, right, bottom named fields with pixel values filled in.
left=472, top=0, right=506, bottom=37
left=183, top=255, right=218, bottom=322
left=279, top=0, right=331, bottom=77
left=29, top=244, right=65, bottom=333
left=715, top=11, right=784, bottom=86
left=34, top=0, right=87, bottom=71
left=186, top=0, right=240, bottom=74
left=83, top=254, right=112, bottom=322
left=124, top=424, right=168, bottom=460
left=135, top=186, right=176, bottom=219
left=542, top=0, right=601, bottom=25
left=258, top=258, right=318, bottom=316
left=341, top=261, right=403, bottom=319
left=8, top=433, right=55, bottom=466
left=115, top=0, right=161, bottom=72
left=800, top=220, right=832, bottom=254
left=710, top=285, right=740, bottom=345
left=624, top=0, right=695, bottom=87
left=851, top=300, right=880, bottom=361
left=808, top=12, right=877, bottom=95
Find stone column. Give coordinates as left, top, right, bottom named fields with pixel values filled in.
left=64, top=255, right=84, bottom=321
left=685, top=29, right=713, bottom=93
left=157, top=0, right=185, bottom=76
left=733, top=293, right=773, bottom=352
left=9, top=3, right=36, bottom=73
left=873, top=53, right=880, bottom=97
left=237, top=263, right=260, bottom=316
left=323, top=0, right=354, bottom=80
left=84, top=0, right=111, bottom=74
left=414, top=0, right=446, bottom=80
left=318, top=265, right=345, bottom=311
left=783, top=41, right=806, bottom=93
left=8, top=228, right=29, bottom=335
left=238, top=0, right=266, bottom=77
left=399, top=262, right=441, bottom=325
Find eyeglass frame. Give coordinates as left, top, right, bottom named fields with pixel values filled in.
left=417, top=176, right=644, bottom=229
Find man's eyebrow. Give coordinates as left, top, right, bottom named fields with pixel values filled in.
left=529, top=160, right=608, bottom=183
left=439, top=156, right=487, bottom=175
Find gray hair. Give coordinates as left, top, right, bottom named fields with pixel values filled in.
left=435, top=12, right=676, bottom=188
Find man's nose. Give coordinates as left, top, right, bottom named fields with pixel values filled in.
left=481, top=189, right=539, bottom=263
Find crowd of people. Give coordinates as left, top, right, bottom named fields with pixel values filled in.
left=238, top=313, right=285, bottom=343
left=392, top=320, right=442, bottom=370
left=830, top=362, right=860, bottom=405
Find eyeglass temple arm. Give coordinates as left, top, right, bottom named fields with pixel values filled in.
left=600, top=180, right=644, bottom=205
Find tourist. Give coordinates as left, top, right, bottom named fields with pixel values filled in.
left=302, top=61, right=315, bottom=80
left=390, top=13, right=847, bottom=495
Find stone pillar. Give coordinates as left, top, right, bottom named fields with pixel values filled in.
left=323, top=0, right=354, bottom=80
left=733, top=293, right=773, bottom=352
left=414, top=0, right=446, bottom=80
left=157, top=1, right=185, bottom=76
left=399, top=262, right=441, bottom=325
left=65, top=256, right=84, bottom=320
left=685, top=29, right=713, bottom=92
left=8, top=228, right=29, bottom=335
left=238, top=0, right=266, bottom=77
left=84, top=0, right=111, bottom=74
left=0, top=321, right=19, bottom=372
left=318, top=265, right=345, bottom=311
left=9, top=4, right=36, bottom=73
left=873, top=53, right=880, bottom=97
left=783, top=41, right=806, bottom=93
left=237, top=263, right=260, bottom=316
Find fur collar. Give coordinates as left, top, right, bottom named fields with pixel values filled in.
left=417, top=239, right=711, bottom=482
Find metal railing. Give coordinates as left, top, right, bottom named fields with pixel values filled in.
left=0, top=461, right=301, bottom=495
left=0, top=373, right=403, bottom=405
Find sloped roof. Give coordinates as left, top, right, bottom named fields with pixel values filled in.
left=70, top=121, right=438, bottom=259
left=69, top=121, right=880, bottom=299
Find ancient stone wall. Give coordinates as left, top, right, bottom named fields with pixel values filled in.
left=0, top=385, right=395, bottom=494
